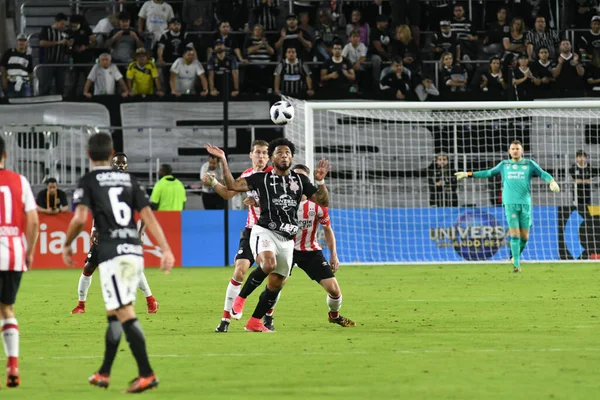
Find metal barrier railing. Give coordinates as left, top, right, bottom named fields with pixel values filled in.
left=0, top=125, right=94, bottom=185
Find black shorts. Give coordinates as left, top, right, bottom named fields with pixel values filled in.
left=292, top=250, right=335, bottom=283
left=234, top=228, right=255, bottom=265
left=0, top=271, right=23, bottom=305
left=86, top=245, right=99, bottom=267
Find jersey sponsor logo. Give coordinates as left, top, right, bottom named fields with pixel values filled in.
left=110, top=227, right=139, bottom=239
left=117, top=243, right=143, bottom=255
left=272, top=194, right=297, bottom=211
left=429, top=210, right=509, bottom=261
left=512, top=164, right=518, bottom=169
left=0, top=226, right=20, bottom=236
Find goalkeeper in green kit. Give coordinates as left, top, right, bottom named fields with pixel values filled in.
left=454, top=141, right=561, bottom=273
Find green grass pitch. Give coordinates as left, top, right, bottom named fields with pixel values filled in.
left=3, top=263, right=600, bottom=399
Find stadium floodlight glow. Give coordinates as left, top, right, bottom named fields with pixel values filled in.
left=284, top=97, right=600, bottom=265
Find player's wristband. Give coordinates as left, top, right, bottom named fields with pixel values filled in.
left=467, top=172, right=473, bottom=177
left=315, top=179, right=325, bottom=185
left=211, top=179, right=218, bottom=187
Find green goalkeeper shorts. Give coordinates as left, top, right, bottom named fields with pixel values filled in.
left=504, top=204, right=532, bottom=230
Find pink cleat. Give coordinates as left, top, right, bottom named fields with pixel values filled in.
left=244, top=317, right=275, bottom=332
left=230, top=296, right=246, bottom=320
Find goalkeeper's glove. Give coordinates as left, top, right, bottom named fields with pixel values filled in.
left=549, top=180, right=560, bottom=193
left=454, top=171, right=470, bottom=180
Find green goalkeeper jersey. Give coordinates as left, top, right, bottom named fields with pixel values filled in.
left=472, top=158, right=554, bottom=205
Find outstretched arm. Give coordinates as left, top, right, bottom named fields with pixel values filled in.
left=202, top=172, right=239, bottom=200
left=309, top=158, right=330, bottom=207
left=531, top=161, right=560, bottom=192
left=456, top=162, right=503, bottom=180
left=204, top=144, right=249, bottom=192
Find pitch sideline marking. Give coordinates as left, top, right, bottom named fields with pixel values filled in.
left=37, top=347, right=600, bottom=360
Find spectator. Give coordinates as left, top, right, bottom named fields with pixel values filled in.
left=431, top=20, right=461, bottom=62
left=439, top=52, right=467, bottom=93
left=450, top=4, right=478, bottom=62
left=138, top=0, right=175, bottom=50
left=157, top=18, right=187, bottom=68
left=298, top=12, right=316, bottom=44
left=1, top=34, right=34, bottom=98
left=503, top=17, right=527, bottom=59
left=414, top=75, right=440, bottom=101
left=568, top=0, right=597, bottom=29
left=83, top=53, right=129, bottom=97
left=428, top=153, right=458, bottom=207
left=200, top=155, right=225, bottom=210
left=480, top=56, right=506, bottom=99
left=182, top=0, right=214, bottom=32
left=314, top=8, right=340, bottom=61
left=569, top=150, right=596, bottom=207
left=380, top=58, right=411, bottom=100
left=512, top=54, right=535, bottom=100
left=342, top=30, right=367, bottom=84
left=207, top=39, right=240, bottom=97
left=483, top=7, right=510, bottom=55
left=170, top=47, right=208, bottom=96
left=66, top=14, right=96, bottom=97
left=586, top=52, right=600, bottom=91
left=275, top=14, right=313, bottom=62
left=150, top=164, right=187, bottom=211
left=126, top=48, right=164, bottom=96
left=320, top=41, right=355, bottom=94
left=273, top=47, right=314, bottom=97
left=390, top=0, right=421, bottom=46
left=426, top=0, right=452, bottom=31
left=245, top=24, right=276, bottom=94
left=208, top=21, right=246, bottom=63
left=252, top=0, right=280, bottom=32
left=530, top=46, right=555, bottom=96
left=369, top=15, right=392, bottom=88
left=525, top=16, right=560, bottom=61
left=38, top=13, right=70, bottom=96
left=93, top=13, right=119, bottom=48
left=552, top=40, right=586, bottom=93
left=345, top=9, right=369, bottom=48
left=36, top=178, right=69, bottom=214
left=390, top=25, right=420, bottom=74
left=105, top=12, right=144, bottom=66
left=578, top=15, right=600, bottom=63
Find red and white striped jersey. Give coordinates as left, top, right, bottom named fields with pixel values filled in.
left=242, top=165, right=273, bottom=228
left=294, top=199, right=330, bottom=251
left=0, top=169, right=36, bottom=271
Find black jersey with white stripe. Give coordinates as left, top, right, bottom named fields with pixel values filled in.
left=244, top=170, right=318, bottom=239
left=73, top=167, right=150, bottom=263
left=0, top=49, right=33, bottom=81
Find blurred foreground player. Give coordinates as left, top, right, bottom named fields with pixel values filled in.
left=205, top=138, right=330, bottom=332
left=0, top=135, right=39, bottom=388
left=62, top=134, right=174, bottom=392
left=232, top=165, right=355, bottom=330
left=71, top=152, right=159, bottom=314
left=455, top=140, right=560, bottom=273
left=202, top=140, right=272, bottom=333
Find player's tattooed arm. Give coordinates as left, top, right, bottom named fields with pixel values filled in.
left=311, top=185, right=330, bottom=207
left=205, top=144, right=249, bottom=192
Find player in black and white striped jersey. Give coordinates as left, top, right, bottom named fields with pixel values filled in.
left=205, top=138, right=330, bottom=332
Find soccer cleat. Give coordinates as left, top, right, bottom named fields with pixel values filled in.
left=230, top=296, right=246, bottom=320
left=513, top=266, right=521, bottom=273
left=6, top=367, right=20, bottom=388
left=88, top=372, right=110, bottom=389
left=244, top=317, right=275, bottom=332
left=215, top=319, right=230, bottom=333
left=123, top=374, right=159, bottom=393
left=146, top=296, right=158, bottom=314
left=263, top=315, right=275, bottom=331
left=71, top=301, right=86, bottom=314
left=328, top=315, right=356, bottom=327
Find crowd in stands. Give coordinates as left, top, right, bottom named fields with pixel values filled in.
left=1, top=0, right=600, bottom=101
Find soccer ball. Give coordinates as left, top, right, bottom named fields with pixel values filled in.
left=270, top=101, right=294, bottom=125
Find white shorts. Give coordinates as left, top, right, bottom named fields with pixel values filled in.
left=250, top=225, right=294, bottom=277
left=98, top=255, right=144, bottom=311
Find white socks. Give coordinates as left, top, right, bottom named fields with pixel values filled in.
left=2, top=318, right=19, bottom=358
left=78, top=274, right=93, bottom=301
left=327, top=294, right=342, bottom=313
left=138, top=272, right=153, bottom=297
left=224, top=279, right=242, bottom=312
